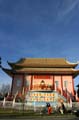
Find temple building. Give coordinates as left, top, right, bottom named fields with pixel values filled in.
left=2, top=58, right=79, bottom=106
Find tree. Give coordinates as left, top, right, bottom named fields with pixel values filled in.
left=0, top=84, right=11, bottom=95
left=77, top=88, right=79, bottom=98
left=76, top=84, right=79, bottom=98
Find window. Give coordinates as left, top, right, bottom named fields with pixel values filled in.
left=55, top=81, right=59, bottom=87
left=16, top=79, right=21, bottom=87
left=25, top=79, right=29, bottom=87
left=64, top=81, right=68, bottom=88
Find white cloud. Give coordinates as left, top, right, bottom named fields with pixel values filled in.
left=56, top=0, right=79, bottom=22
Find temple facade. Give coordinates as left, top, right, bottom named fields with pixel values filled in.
left=2, top=58, right=79, bottom=106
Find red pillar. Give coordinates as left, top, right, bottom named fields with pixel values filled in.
left=53, top=75, right=54, bottom=90
left=21, top=74, right=25, bottom=93
left=61, top=75, right=63, bottom=95
left=30, top=75, right=33, bottom=90
left=11, top=74, right=14, bottom=95
left=72, top=76, right=74, bottom=96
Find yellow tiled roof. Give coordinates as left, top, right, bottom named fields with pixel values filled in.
left=2, top=67, right=79, bottom=78
left=2, top=58, right=79, bottom=78
left=8, top=58, right=78, bottom=68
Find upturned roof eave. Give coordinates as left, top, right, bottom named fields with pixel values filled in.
left=1, top=67, right=79, bottom=78
left=7, top=58, right=78, bottom=68
left=7, top=63, right=78, bottom=68
left=15, top=68, right=79, bottom=76
left=1, top=67, right=13, bottom=77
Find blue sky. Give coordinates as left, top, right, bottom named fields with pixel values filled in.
left=0, top=0, right=79, bottom=88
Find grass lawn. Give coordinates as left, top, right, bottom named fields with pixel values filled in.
left=0, top=108, right=76, bottom=119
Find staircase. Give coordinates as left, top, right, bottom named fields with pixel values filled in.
left=57, top=92, right=67, bottom=102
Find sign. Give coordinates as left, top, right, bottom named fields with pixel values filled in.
left=26, top=91, right=58, bottom=102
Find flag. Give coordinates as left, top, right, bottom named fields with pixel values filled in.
left=3, top=97, right=6, bottom=107
left=7, top=92, right=9, bottom=96
left=22, top=87, right=25, bottom=96
left=12, top=97, right=15, bottom=108
left=70, top=97, right=72, bottom=108
left=12, top=91, right=18, bottom=108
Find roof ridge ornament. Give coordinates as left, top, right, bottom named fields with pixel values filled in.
left=66, top=59, right=77, bottom=64
left=77, top=61, right=79, bottom=64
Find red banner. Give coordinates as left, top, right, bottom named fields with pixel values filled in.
left=34, top=75, right=50, bottom=79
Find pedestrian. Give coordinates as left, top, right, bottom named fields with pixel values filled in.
left=61, top=102, right=66, bottom=113
left=48, top=106, right=52, bottom=114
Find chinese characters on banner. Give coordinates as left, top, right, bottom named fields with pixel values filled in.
left=29, top=92, right=57, bottom=102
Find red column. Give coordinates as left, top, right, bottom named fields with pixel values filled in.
left=30, top=75, right=33, bottom=90
left=21, top=74, right=25, bottom=93
left=61, top=76, right=63, bottom=95
left=72, top=76, right=74, bottom=96
left=11, top=74, right=14, bottom=95
left=53, top=75, right=54, bottom=90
